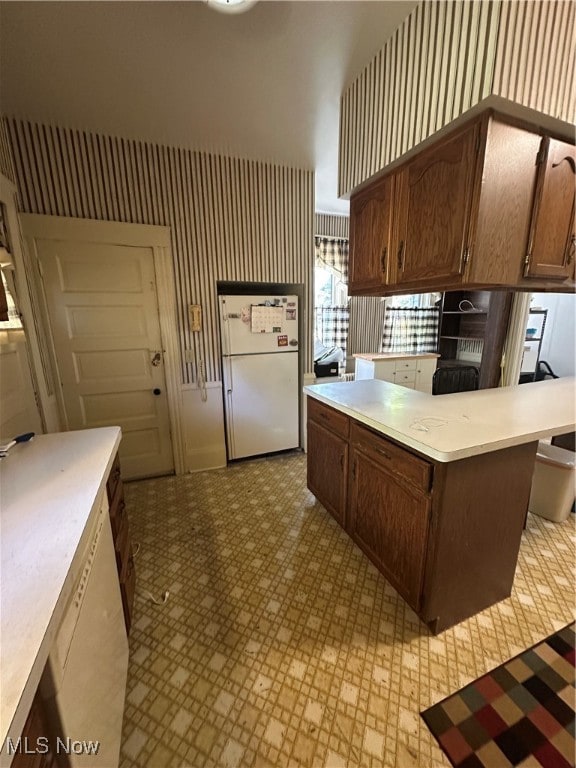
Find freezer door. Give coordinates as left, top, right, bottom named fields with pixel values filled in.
left=219, top=295, right=298, bottom=355
left=223, top=352, right=299, bottom=459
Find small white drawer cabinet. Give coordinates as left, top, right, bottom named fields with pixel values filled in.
left=354, top=353, right=439, bottom=393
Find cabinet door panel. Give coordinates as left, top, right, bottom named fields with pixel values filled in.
left=307, top=419, right=348, bottom=527
left=525, top=138, right=576, bottom=280
left=395, top=124, right=478, bottom=285
left=349, top=175, right=394, bottom=290
left=349, top=448, right=430, bottom=609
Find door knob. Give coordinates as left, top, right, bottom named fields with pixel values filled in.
left=153, top=388, right=162, bottom=396
left=151, top=352, right=162, bottom=367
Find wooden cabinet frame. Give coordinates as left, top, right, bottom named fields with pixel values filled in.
left=349, top=110, right=575, bottom=296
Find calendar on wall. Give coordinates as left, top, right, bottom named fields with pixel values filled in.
left=250, top=304, right=284, bottom=334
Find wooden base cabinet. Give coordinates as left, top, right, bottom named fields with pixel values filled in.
left=307, top=399, right=539, bottom=633
left=349, top=423, right=431, bottom=609
left=307, top=398, right=349, bottom=528
left=10, top=693, right=56, bottom=768
left=106, top=453, right=135, bottom=634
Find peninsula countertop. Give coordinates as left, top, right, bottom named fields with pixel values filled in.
left=0, top=427, right=121, bottom=759
left=303, top=377, right=575, bottom=462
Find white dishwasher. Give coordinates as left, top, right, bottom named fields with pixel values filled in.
left=41, top=497, right=129, bottom=767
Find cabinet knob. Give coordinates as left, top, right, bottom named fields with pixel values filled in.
left=397, top=241, right=405, bottom=271
left=381, top=246, right=387, bottom=274
left=567, top=235, right=575, bottom=265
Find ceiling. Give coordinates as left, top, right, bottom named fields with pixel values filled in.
left=0, top=1, right=417, bottom=215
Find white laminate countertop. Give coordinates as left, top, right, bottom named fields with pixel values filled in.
left=0, top=427, right=121, bottom=758
left=354, top=352, right=440, bottom=361
left=304, top=377, right=575, bottom=462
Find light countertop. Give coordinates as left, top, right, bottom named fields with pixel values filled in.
left=303, top=377, right=575, bottom=462
left=354, top=352, right=440, bottom=361
left=0, top=427, right=121, bottom=759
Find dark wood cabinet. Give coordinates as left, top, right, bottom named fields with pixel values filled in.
left=106, top=452, right=135, bottom=634
left=306, top=397, right=539, bottom=633
left=349, top=174, right=395, bottom=290
left=394, top=122, right=478, bottom=287
left=524, top=137, right=575, bottom=281
left=348, top=110, right=575, bottom=295
left=11, top=692, right=56, bottom=768
left=307, top=398, right=348, bottom=527
left=348, top=423, right=431, bottom=609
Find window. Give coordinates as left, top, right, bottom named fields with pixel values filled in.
left=314, top=265, right=348, bottom=307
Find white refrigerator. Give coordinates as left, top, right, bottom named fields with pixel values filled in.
left=219, top=294, right=299, bottom=460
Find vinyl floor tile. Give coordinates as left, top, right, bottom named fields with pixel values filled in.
left=119, top=453, right=575, bottom=768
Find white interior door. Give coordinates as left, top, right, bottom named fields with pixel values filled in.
left=34, top=236, right=174, bottom=479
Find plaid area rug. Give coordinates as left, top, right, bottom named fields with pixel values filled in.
left=421, top=623, right=575, bottom=768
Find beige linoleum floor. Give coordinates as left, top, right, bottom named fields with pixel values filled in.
left=119, top=452, right=575, bottom=768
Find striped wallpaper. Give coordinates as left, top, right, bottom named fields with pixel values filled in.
left=348, top=297, right=386, bottom=359
left=493, top=0, right=576, bottom=122
left=339, top=0, right=574, bottom=197
left=0, top=121, right=15, bottom=184
left=314, top=213, right=349, bottom=239
left=3, top=118, right=315, bottom=384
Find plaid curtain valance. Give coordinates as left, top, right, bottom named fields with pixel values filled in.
left=315, top=305, right=350, bottom=361
left=381, top=307, right=440, bottom=354
left=314, top=236, right=349, bottom=283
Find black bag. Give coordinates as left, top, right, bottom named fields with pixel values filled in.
left=534, top=360, right=558, bottom=381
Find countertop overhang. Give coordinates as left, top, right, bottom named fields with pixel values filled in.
left=0, top=427, right=121, bottom=760
left=304, top=377, right=576, bottom=462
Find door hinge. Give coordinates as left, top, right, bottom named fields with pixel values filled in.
left=462, top=247, right=470, bottom=265
left=524, top=251, right=532, bottom=268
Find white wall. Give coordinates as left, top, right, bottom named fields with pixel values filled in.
left=532, top=293, right=575, bottom=378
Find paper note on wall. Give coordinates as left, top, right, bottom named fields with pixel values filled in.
left=251, top=305, right=284, bottom=333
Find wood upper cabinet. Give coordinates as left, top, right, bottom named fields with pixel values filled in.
left=347, top=423, right=431, bottom=610
left=393, top=122, right=479, bottom=287
left=524, top=137, right=576, bottom=281
left=349, top=173, right=394, bottom=290
left=306, top=398, right=349, bottom=527
left=348, top=110, right=575, bottom=295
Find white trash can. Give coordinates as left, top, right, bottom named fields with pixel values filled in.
left=528, top=441, right=576, bottom=522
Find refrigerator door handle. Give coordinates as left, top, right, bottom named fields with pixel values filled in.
left=222, top=357, right=235, bottom=457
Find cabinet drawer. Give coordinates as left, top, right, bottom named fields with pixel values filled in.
left=393, top=371, right=416, bottom=384
left=106, top=452, right=122, bottom=503
left=351, top=422, right=432, bottom=492
left=394, top=358, right=417, bottom=372
left=308, top=398, right=349, bottom=438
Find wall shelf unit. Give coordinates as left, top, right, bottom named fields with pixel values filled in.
left=437, top=290, right=513, bottom=389
left=520, top=308, right=548, bottom=383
